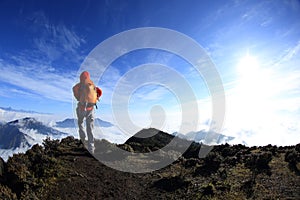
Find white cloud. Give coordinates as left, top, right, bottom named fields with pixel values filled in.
left=0, top=61, right=77, bottom=102
left=282, top=40, right=300, bottom=62
left=34, top=23, right=85, bottom=61
left=224, top=113, right=300, bottom=146
left=25, top=11, right=85, bottom=62
left=130, top=86, right=169, bottom=102
left=284, top=0, right=300, bottom=11
left=0, top=13, right=86, bottom=104
left=222, top=51, right=300, bottom=146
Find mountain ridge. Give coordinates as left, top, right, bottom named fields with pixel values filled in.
left=55, top=118, right=113, bottom=128
left=173, top=130, right=238, bottom=145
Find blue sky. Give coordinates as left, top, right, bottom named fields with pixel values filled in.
left=0, top=0, right=300, bottom=145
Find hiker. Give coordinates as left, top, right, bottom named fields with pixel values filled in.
left=72, top=71, right=102, bottom=154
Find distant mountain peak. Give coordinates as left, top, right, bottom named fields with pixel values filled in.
left=9, top=117, right=38, bottom=125
left=133, top=128, right=171, bottom=138
left=123, top=128, right=188, bottom=153
left=0, top=117, right=67, bottom=150
left=55, top=118, right=113, bottom=128
left=173, top=130, right=235, bottom=145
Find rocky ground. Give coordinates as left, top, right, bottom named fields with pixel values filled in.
left=0, top=128, right=299, bottom=200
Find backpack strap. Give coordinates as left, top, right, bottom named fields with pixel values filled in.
left=79, top=83, right=84, bottom=99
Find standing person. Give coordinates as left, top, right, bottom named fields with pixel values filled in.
left=73, top=71, right=102, bottom=154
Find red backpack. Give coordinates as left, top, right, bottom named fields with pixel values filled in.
left=73, top=71, right=102, bottom=110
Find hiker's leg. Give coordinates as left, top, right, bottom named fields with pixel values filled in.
left=86, top=109, right=95, bottom=153
left=76, top=106, right=86, bottom=142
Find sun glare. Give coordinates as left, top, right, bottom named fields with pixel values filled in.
left=236, top=54, right=263, bottom=96
left=237, top=54, right=260, bottom=77
left=230, top=53, right=277, bottom=127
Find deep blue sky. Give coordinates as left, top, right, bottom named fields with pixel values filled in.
left=0, top=0, right=299, bottom=145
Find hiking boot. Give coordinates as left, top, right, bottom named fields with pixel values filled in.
left=88, top=143, right=95, bottom=154
left=77, top=138, right=87, bottom=147
left=77, top=140, right=83, bottom=147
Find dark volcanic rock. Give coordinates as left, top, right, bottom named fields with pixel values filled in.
left=244, top=151, right=272, bottom=175
left=194, top=151, right=223, bottom=176
left=0, top=184, right=17, bottom=200
left=285, top=145, right=300, bottom=175
left=153, top=175, right=190, bottom=192
left=124, top=128, right=202, bottom=158
left=125, top=128, right=174, bottom=152
left=0, top=157, right=4, bottom=177
left=0, top=132, right=299, bottom=200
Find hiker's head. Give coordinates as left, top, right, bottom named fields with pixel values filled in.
left=80, top=71, right=90, bottom=82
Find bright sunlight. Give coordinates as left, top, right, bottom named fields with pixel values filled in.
left=227, top=53, right=276, bottom=130
left=236, top=54, right=274, bottom=99
left=237, top=54, right=260, bottom=78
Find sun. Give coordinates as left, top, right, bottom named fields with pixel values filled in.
left=237, top=54, right=260, bottom=78
left=232, top=53, right=276, bottom=119
left=225, top=54, right=272, bottom=130
left=236, top=54, right=262, bottom=96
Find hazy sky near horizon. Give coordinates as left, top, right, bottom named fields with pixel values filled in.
left=0, top=0, right=299, bottom=145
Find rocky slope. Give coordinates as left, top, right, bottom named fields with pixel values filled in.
left=0, top=128, right=299, bottom=199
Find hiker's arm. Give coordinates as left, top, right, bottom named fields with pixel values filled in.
left=73, top=84, right=80, bottom=101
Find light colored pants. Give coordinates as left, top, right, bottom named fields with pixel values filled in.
left=76, top=105, right=94, bottom=151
